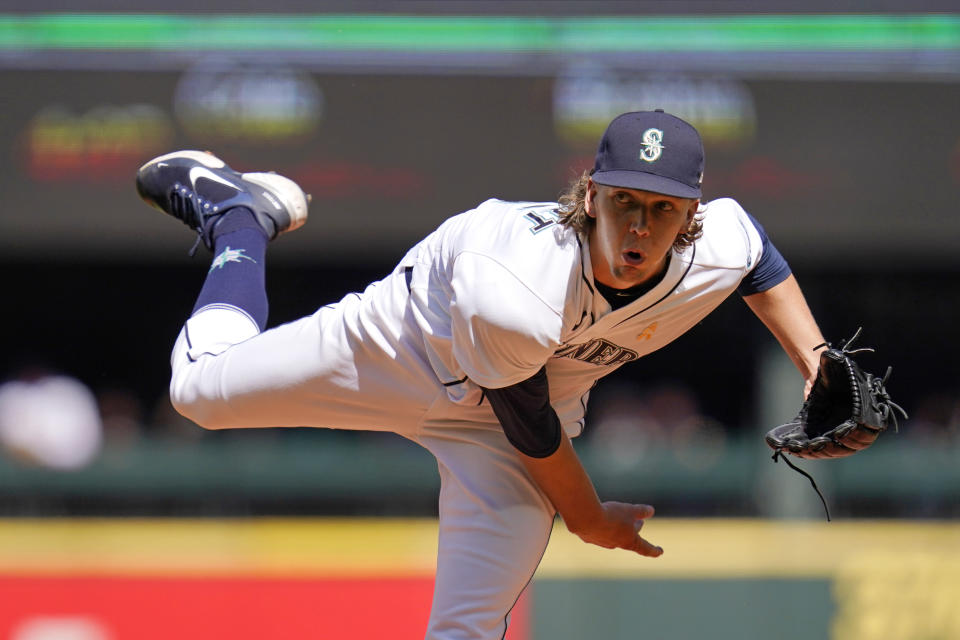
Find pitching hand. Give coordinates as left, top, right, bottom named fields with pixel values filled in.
left=571, top=501, right=663, bottom=557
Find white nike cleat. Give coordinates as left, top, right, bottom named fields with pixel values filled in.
left=135, top=150, right=309, bottom=250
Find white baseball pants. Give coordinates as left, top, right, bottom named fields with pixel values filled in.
left=169, top=267, right=556, bottom=639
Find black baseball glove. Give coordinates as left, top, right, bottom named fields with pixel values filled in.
left=766, top=328, right=907, bottom=460
left=764, top=329, right=907, bottom=520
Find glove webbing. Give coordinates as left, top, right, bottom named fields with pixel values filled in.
left=770, top=450, right=831, bottom=521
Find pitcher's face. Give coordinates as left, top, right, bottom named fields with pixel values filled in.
left=586, top=180, right=698, bottom=289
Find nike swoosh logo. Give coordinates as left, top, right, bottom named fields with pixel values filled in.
left=189, top=166, right=241, bottom=193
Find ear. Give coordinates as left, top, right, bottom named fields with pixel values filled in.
left=686, top=199, right=700, bottom=225
left=585, top=179, right=598, bottom=218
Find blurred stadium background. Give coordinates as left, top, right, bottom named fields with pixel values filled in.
left=1, top=2, right=958, bottom=638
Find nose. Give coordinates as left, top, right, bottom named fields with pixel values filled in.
left=629, top=210, right=650, bottom=237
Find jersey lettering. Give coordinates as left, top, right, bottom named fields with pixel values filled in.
left=524, top=208, right=559, bottom=234
left=554, top=338, right=639, bottom=366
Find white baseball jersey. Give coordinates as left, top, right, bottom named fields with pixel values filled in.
left=169, top=194, right=766, bottom=640
left=403, top=196, right=763, bottom=436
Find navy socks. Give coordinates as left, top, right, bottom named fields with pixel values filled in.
left=192, top=207, right=269, bottom=331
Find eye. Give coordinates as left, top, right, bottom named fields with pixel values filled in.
left=656, top=201, right=676, bottom=212
left=613, top=192, right=632, bottom=205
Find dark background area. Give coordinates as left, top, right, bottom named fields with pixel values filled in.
left=4, top=260, right=954, bottom=436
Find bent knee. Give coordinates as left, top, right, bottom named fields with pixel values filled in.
left=168, top=325, right=254, bottom=430
left=169, top=388, right=234, bottom=430
left=169, top=366, right=239, bottom=430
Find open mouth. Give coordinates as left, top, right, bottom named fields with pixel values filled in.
left=623, top=250, right=645, bottom=266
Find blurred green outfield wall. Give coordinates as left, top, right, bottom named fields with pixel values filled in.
left=0, top=432, right=955, bottom=518
left=533, top=519, right=960, bottom=640
left=532, top=579, right=833, bottom=639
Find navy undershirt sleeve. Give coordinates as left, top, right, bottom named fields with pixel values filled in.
left=737, top=212, right=792, bottom=296
left=483, top=366, right=562, bottom=458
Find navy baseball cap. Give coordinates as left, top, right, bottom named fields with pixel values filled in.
left=592, top=110, right=704, bottom=199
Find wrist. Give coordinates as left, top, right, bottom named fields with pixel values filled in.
left=562, top=502, right=607, bottom=537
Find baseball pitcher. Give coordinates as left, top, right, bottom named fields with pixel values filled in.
left=136, top=111, right=856, bottom=639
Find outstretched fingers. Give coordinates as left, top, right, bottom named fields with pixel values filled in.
left=580, top=502, right=665, bottom=557
left=632, top=510, right=663, bottom=557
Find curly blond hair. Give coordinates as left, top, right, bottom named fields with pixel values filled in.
left=557, top=171, right=704, bottom=252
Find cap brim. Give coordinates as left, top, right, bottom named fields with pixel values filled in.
left=592, top=170, right=701, bottom=199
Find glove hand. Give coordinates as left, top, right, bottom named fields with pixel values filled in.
left=765, top=328, right=907, bottom=460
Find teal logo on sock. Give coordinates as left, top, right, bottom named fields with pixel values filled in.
left=209, top=246, right=256, bottom=272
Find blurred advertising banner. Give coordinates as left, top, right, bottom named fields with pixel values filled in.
left=0, top=519, right=530, bottom=640
left=2, top=67, right=958, bottom=266
left=1, top=577, right=437, bottom=640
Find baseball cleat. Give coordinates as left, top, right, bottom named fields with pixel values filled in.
left=136, top=150, right=309, bottom=250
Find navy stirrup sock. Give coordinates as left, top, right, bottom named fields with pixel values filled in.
left=192, top=207, right=269, bottom=331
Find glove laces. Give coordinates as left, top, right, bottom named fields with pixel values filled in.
left=873, top=366, right=908, bottom=433
left=770, top=450, right=831, bottom=521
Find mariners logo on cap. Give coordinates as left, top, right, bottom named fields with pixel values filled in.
left=639, top=128, right=664, bottom=163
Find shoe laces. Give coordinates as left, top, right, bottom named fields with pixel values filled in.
left=169, top=183, right=218, bottom=256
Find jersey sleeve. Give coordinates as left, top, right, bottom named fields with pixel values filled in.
left=483, top=366, right=562, bottom=458
left=737, top=212, right=792, bottom=296
left=450, top=251, right=562, bottom=389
